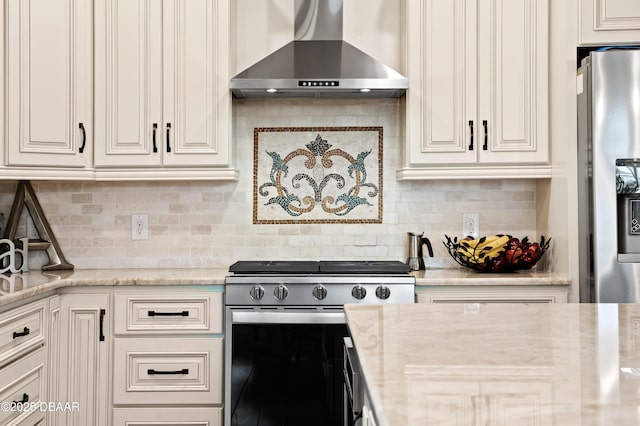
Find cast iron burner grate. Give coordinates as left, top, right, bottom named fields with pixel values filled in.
left=228, top=260, right=410, bottom=275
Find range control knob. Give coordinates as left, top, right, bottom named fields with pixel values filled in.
left=351, top=285, right=367, bottom=300
left=375, top=285, right=391, bottom=300
left=312, top=285, right=328, bottom=300
left=273, top=284, right=289, bottom=301
left=249, top=284, right=265, bottom=300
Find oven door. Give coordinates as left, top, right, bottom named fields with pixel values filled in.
left=225, top=307, right=348, bottom=426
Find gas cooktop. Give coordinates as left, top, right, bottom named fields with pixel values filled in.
left=228, top=260, right=411, bottom=275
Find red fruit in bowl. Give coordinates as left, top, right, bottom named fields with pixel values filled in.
left=521, top=242, right=542, bottom=265
left=505, top=248, right=523, bottom=264
left=507, top=237, right=520, bottom=250
left=491, top=257, right=507, bottom=271
left=530, top=242, right=542, bottom=257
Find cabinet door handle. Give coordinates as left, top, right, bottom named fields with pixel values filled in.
left=147, top=310, right=189, bottom=317
left=166, top=123, right=172, bottom=152
left=79, top=122, right=87, bottom=153
left=12, top=393, right=29, bottom=404
left=152, top=123, right=158, bottom=153
left=482, top=120, right=488, bottom=151
left=147, top=368, right=189, bottom=375
left=468, top=120, right=474, bottom=151
left=12, top=326, right=30, bottom=339
left=99, top=309, right=105, bottom=342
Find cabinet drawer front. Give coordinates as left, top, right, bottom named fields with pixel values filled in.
left=0, top=300, right=46, bottom=366
left=0, top=347, right=46, bottom=426
left=114, top=292, right=222, bottom=334
left=113, top=407, right=222, bottom=425
left=113, top=338, right=222, bottom=405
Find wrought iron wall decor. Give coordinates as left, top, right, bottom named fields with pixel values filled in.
left=254, top=127, right=383, bottom=224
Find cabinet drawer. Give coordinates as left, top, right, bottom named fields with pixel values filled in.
left=113, top=292, right=222, bottom=334
left=0, top=347, right=46, bottom=426
left=113, top=337, right=223, bottom=405
left=113, top=407, right=222, bottom=425
left=0, top=300, right=46, bottom=367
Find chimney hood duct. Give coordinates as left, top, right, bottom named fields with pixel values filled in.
left=230, top=0, right=408, bottom=99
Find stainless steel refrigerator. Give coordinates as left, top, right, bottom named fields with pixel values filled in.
left=578, top=49, right=640, bottom=302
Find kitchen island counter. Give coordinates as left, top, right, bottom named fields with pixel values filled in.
left=0, top=268, right=228, bottom=307
left=345, top=302, right=637, bottom=425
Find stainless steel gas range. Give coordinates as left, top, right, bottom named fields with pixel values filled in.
left=224, top=260, right=415, bottom=426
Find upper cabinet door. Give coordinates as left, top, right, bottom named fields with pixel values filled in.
left=6, top=0, right=92, bottom=168
left=400, top=0, right=550, bottom=178
left=95, top=0, right=163, bottom=167
left=95, top=0, right=231, bottom=170
left=406, top=0, right=478, bottom=165
left=477, top=0, right=549, bottom=164
left=580, top=0, right=640, bottom=45
left=162, top=0, right=231, bottom=167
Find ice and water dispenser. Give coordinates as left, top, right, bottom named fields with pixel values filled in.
left=617, top=160, right=640, bottom=257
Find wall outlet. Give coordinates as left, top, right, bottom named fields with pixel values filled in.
left=131, top=214, right=148, bottom=240
left=462, top=213, right=479, bottom=238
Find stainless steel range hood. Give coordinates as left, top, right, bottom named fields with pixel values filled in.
left=230, top=0, right=408, bottom=99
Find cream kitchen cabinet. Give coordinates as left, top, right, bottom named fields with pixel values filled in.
left=406, top=369, right=553, bottom=425
left=57, top=291, right=111, bottom=426
left=0, top=297, right=52, bottom=426
left=580, top=0, right=640, bottom=45
left=93, top=0, right=235, bottom=180
left=4, top=0, right=93, bottom=174
left=47, top=295, right=61, bottom=426
left=398, top=0, right=550, bottom=180
left=416, top=285, right=569, bottom=304
left=111, top=287, right=224, bottom=423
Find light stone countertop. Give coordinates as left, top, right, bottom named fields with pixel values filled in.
left=413, top=268, right=570, bottom=286
left=0, top=268, right=228, bottom=307
left=345, top=303, right=639, bottom=426
left=0, top=267, right=570, bottom=307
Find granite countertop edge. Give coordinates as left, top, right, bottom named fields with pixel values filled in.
left=0, top=268, right=229, bottom=307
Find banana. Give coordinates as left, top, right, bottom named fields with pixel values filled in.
left=457, top=235, right=510, bottom=264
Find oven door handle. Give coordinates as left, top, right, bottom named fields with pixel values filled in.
left=231, top=310, right=345, bottom=324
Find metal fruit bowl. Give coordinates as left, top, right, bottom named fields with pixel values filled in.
left=443, top=234, right=551, bottom=273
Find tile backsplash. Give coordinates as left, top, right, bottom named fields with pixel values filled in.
left=0, top=99, right=537, bottom=270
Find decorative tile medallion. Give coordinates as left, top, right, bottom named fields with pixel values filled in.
left=254, top=127, right=383, bottom=224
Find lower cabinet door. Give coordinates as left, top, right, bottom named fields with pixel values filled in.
left=112, top=407, right=222, bottom=426
left=0, top=347, right=46, bottom=426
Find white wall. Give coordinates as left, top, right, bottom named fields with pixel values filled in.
left=543, top=0, right=580, bottom=300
